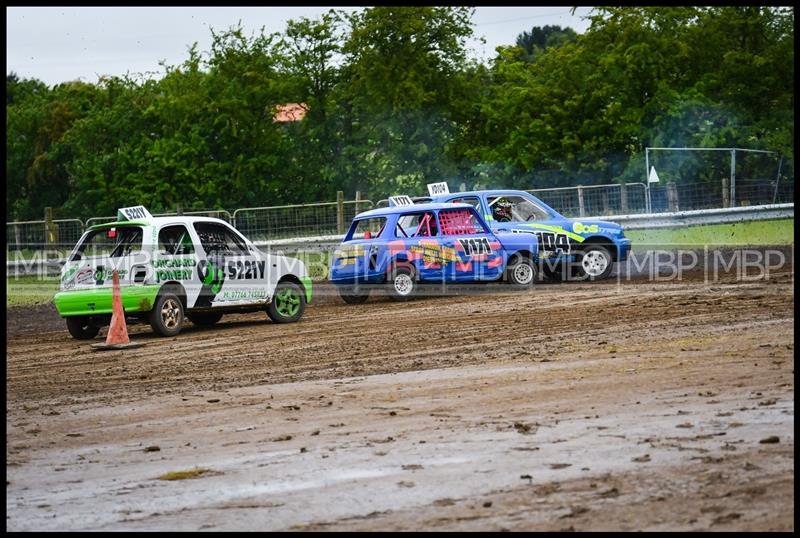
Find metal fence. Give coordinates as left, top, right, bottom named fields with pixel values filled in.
left=527, top=183, right=648, bottom=217
left=5, top=178, right=794, bottom=255
left=647, top=179, right=794, bottom=213
left=376, top=183, right=649, bottom=217
left=233, top=200, right=373, bottom=242
left=6, top=219, right=86, bottom=252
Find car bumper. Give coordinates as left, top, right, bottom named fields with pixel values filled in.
left=617, top=238, right=632, bottom=261
left=300, top=276, right=313, bottom=304
left=54, top=285, right=161, bottom=317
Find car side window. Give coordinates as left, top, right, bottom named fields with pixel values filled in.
left=158, top=225, right=195, bottom=255
left=194, top=222, right=248, bottom=256
left=448, top=196, right=481, bottom=212
left=488, top=195, right=549, bottom=222
left=395, top=211, right=439, bottom=238
left=438, top=208, right=487, bottom=236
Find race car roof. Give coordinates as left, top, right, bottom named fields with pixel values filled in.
left=87, top=215, right=230, bottom=231
left=428, top=189, right=536, bottom=199
left=354, top=202, right=475, bottom=219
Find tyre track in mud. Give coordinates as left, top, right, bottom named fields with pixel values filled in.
left=6, top=275, right=793, bottom=407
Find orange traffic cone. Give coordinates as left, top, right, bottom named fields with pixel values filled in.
left=91, top=270, right=144, bottom=351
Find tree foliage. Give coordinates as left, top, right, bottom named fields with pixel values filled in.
left=5, top=6, right=794, bottom=221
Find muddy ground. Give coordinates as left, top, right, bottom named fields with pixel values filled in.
left=6, top=270, right=795, bottom=531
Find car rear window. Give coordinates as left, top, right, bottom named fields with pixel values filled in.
left=349, top=217, right=386, bottom=241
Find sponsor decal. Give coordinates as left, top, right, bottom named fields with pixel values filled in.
left=153, top=257, right=196, bottom=283
left=94, top=268, right=128, bottom=285
left=196, top=257, right=226, bottom=307
left=219, top=288, right=269, bottom=301
left=410, top=241, right=459, bottom=264
left=61, top=266, right=78, bottom=283
left=573, top=222, right=599, bottom=234
left=335, top=245, right=366, bottom=266
left=75, top=268, right=95, bottom=285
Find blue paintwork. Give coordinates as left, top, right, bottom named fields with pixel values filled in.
left=427, top=190, right=631, bottom=264
left=329, top=203, right=539, bottom=285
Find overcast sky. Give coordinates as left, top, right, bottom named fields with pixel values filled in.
left=6, top=6, right=594, bottom=87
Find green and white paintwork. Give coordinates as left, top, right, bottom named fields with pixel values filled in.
left=55, top=206, right=311, bottom=318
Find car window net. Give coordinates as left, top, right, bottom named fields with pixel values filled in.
left=439, top=209, right=478, bottom=235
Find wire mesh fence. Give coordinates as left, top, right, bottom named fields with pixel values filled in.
left=6, top=219, right=86, bottom=252
left=5, top=177, right=793, bottom=259
left=233, top=200, right=374, bottom=242
left=527, top=183, right=648, bottom=217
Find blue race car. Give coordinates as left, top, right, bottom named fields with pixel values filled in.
left=329, top=199, right=540, bottom=303
left=424, top=188, right=631, bottom=281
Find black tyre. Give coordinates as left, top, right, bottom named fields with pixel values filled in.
left=267, top=280, right=306, bottom=323
left=506, top=254, right=537, bottom=287
left=338, top=285, right=370, bottom=305
left=188, top=312, right=224, bottom=327
left=387, top=265, right=416, bottom=301
left=149, top=292, right=185, bottom=337
left=66, top=316, right=100, bottom=340
left=575, top=244, right=614, bottom=281
left=541, top=261, right=568, bottom=282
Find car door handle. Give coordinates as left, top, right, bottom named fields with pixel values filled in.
left=132, top=265, right=147, bottom=283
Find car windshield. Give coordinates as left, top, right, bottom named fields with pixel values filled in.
left=70, top=226, right=143, bottom=261
left=488, top=195, right=550, bottom=222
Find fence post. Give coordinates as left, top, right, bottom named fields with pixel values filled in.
left=577, top=185, right=585, bottom=218
left=601, top=189, right=609, bottom=215
left=14, top=222, right=21, bottom=251
left=336, top=191, right=345, bottom=234
left=730, top=149, right=736, bottom=207
left=722, top=175, right=730, bottom=209
left=176, top=204, right=183, bottom=216
left=355, top=190, right=361, bottom=215
left=45, top=207, right=57, bottom=248
left=667, top=182, right=679, bottom=212
left=619, top=182, right=628, bottom=214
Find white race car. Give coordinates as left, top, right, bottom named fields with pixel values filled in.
left=54, top=206, right=311, bottom=339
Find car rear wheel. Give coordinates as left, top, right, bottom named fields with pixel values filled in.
left=338, top=285, right=370, bottom=305
left=507, top=255, right=536, bottom=287
left=267, top=281, right=305, bottom=323
left=149, top=293, right=185, bottom=337
left=188, top=312, right=224, bottom=327
left=541, top=261, right=568, bottom=282
left=575, top=245, right=613, bottom=280
left=66, top=316, right=100, bottom=340
left=387, top=265, right=416, bottom=301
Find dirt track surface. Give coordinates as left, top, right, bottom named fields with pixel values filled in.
left=6, top=273, right=795, bottom=531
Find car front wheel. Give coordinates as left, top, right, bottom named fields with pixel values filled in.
left=66, top=316, right=101, bottom=340
left=575, top=245, right=614, bottom=280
